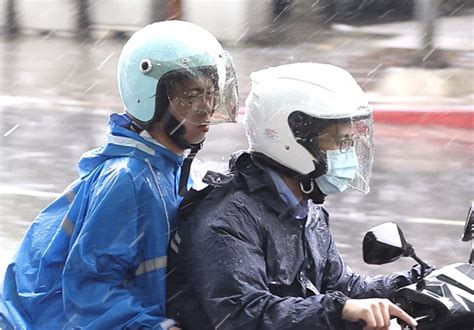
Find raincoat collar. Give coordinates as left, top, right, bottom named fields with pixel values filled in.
left=78, top=113, right=185, bottom=178
left=231, top=152, right=291, bottom=216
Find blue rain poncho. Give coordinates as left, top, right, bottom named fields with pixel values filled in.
left=1, top=113, right=184, bottom=329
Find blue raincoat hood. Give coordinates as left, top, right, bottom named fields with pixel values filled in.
left=78, top=113, right=184, bottom=178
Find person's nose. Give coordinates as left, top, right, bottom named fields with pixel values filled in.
left=201, top=94, right=215, bottom=114
left=191, top=102, right=213, bottom=121
left=202, top=104, right=213, bottom=120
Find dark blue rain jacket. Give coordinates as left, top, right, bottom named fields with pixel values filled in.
left=167, top=152, right=422, bottom=329
left=1, top=113, right=184, bottom=329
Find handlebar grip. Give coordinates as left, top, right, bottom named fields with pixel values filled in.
left=356, top=319, right=367, bottom=328
left=343, top=319, right=366, bottom=330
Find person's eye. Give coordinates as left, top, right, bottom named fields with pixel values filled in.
left=186, top=91, right=200, bottom=98
left=206, top=92, right=217, bottom=99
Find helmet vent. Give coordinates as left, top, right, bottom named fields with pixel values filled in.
left=140, top=59, right=153, bottom=74
left=288, top=111, right=312, bottom=139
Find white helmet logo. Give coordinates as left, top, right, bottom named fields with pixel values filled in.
left=264, top=128, right=280, bottom=142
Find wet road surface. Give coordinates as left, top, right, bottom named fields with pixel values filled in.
left=1, top=33, right=473, bottom=280
left=1, top=101, right=472, bottom=279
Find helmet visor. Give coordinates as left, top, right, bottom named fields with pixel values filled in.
left=315, top=114, right=374, bottom=194
left=159, top=51, right=238, bottom=126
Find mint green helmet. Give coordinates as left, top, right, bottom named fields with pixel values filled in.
left=117, top=20, right=238, bottom=127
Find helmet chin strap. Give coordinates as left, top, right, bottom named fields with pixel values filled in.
left=161, top=110, right=199, bottom=150
left=251, top=152, right=327, bottom=204
left=178, top=142, right=202, bottom=196
left=299, top=178, right=326, bottom=204
left=300, top=180, right=315, bottom=194
left=159, top=110, right=203, bottom=197
left=297, top=158, right=327, bottom=204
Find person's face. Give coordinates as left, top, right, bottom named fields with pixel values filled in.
left=316, top=122, right=355, bottom=153
left=167, top=76, right=216, bottom=145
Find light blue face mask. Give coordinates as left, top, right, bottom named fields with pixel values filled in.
left=315, top=147, right=359, bottom=195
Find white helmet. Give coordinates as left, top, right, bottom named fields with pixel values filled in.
left=244, top=62, right=374, bottom=195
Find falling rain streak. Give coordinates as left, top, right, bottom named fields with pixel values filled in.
left=97, top=52, right=116, bottom=70
left=3, top=124, right=20, bottom=137
left=0, top=0, right=472, bottom=303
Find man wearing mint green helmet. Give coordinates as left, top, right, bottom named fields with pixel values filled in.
left=0, top=21, right=238, bottom=329
left=168, top=63, right=428, bottom=329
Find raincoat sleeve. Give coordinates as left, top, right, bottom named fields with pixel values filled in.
left=187, top=201, right=353, bottom=330
left=61, top=170, right=175, bottom=329
left=321, top=226, right=422, bottom=300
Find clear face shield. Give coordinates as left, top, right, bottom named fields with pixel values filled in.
left=163, top=51, right=238, bottom=127
left=314, top=114, right=374, bottom=194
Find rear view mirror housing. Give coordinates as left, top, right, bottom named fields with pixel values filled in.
left=362, top=222, right=409, bottom=265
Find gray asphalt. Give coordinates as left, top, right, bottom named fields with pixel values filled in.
left=1, top=103, right=472, bottom=279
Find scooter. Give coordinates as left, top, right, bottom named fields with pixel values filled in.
left=362, top=203, right=474, bottom=329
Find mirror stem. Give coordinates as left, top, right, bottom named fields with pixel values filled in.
left=413, top=254, right=428, bottom=290
left=404, top=244, right=429, bottom=290
left=469, top=240, right=473, bottom=264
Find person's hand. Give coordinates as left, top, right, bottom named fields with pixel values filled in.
left=169, top=327, right=181, bottom=330
left=342, top=298, right=417, bottom=329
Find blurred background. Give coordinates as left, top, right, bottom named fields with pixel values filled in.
left=0, top=0, right=473, bottom=282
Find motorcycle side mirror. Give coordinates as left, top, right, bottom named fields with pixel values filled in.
left=362, top=222, right=409, bottom=265
left=363, top=222, right=430, bottom=290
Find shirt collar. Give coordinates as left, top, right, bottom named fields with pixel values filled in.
left=264, top=166, right=309, bottom=219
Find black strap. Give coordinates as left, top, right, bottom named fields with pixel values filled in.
left=178, top=144, right=202, bottom=197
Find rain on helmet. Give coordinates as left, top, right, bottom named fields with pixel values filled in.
left=117, top=20, right=238, bottom=129
left=244, top=62, right=374, bottom=195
